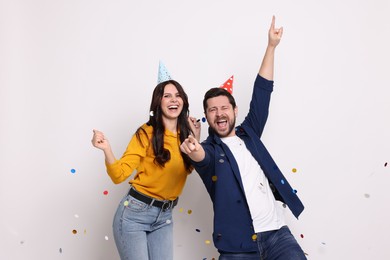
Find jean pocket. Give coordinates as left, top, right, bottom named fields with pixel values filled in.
left=125, top=197, right=149, bottom=212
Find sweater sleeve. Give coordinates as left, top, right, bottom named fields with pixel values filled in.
left=105, top=132, right=148, bottom=184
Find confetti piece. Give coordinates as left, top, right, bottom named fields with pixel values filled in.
left=124, top=201, right=129, bottom=206
left=187, top=209, right=192, bottom=215
left=84, top=229, right=87, bottom=235
left=70, top=169, right=76, bottom=174
left=252, top=234, right=257, bottom=241
left=166, top=219, right=171, bottom=224
left=196, top=229, right=201, bottom=232
left=103, top=190, right=108, bottom=195
left=281, top=179, right=285, bottom=185
left=212, top=176, right=218, bottom=182
left=59, top=248, right=62, bottom=253
left=300, top=234, right=304, bottom=238
left=292, top=168, right=297, bottom=173
left=104, top=236, right=109, bottom=240
left=20, top=240, right=25, bottom=245
left=179, top=207, right=183, bottom=213
left=385, top=162, right=388, bottom=167
left=321, top=242, right=326, bottom=245
left=72, top=230, right=77, bottom=235
left=205, top=240, right=211, bottom=244
left=282, top=203, right=287, bottom=208
left=364, top=193, right=370, bottom=198
left=202, top=117, right=206, bottom=123
left=293, top=189, right=298, bottom=194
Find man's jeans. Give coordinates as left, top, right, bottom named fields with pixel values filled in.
left=113, top=194, right=173, bottom=260
left=219, top=226, right=307, bottom=260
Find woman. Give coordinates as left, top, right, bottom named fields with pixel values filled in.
left=91, top=79, right=200, bottom=260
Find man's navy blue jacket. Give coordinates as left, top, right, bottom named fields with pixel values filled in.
left=192, top=74, right=304, bottom=253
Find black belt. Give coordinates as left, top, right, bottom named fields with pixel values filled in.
left=128, top=187, right=178, bottom=211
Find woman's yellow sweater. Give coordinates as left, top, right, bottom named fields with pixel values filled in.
left=105, top=123, right=189, bottom=201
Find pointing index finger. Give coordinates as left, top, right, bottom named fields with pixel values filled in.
left=188, top=135, right=197, bottom=144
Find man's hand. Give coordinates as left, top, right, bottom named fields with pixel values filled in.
left=259, top=16, right=282, bottom=80
left=268, top=15, right=283, bottom=48
left=180, top=135, right=201, bottom=155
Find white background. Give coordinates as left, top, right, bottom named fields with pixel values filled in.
left=1, top=0, right=390, bottom=259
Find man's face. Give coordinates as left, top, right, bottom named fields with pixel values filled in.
left=205, top=95, right=238, bottom=137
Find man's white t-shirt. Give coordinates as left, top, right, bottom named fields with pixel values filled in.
left=221, top=135, right=286, bottom=233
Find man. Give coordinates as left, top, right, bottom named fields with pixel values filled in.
left=180, top=16, right=306, bottom=260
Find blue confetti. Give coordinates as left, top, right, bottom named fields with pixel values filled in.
left=70, top=169, right=76, bottom=174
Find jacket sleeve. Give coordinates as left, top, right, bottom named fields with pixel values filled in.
left=190, top=142, right=215, bottom=193
left=241, top=74, right=274, bottom=138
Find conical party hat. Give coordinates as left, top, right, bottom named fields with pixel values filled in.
left=157, top=61, right=172, bottom=84
left=219, top=75, right=234, bottom=94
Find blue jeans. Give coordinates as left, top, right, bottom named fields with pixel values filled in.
left=113, top=193, right=174, bottom=260
left=219, top=226, right=306, bottom=260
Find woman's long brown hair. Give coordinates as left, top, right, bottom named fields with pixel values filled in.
left=136, top=80, right=193, bottom=172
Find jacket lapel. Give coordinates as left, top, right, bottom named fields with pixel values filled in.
left=211, top=131, right=246, bottom=194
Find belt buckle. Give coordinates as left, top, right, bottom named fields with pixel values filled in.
left=161, top=201, right=172, bottom=211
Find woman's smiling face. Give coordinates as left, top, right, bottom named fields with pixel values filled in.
left=160, top=83, right=183, bottom=120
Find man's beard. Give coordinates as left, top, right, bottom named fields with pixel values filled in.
left=212, top=116, right=236, bottom=138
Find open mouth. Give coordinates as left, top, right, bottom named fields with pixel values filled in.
left=216, top=119, right=227, bottom=128
left=168, top=105, right=179, bottom=111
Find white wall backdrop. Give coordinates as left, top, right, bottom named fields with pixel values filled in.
left=1, top=0, right=390, bottom=259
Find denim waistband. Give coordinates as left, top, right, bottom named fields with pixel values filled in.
left=256, top=225, right=287, bottom=242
